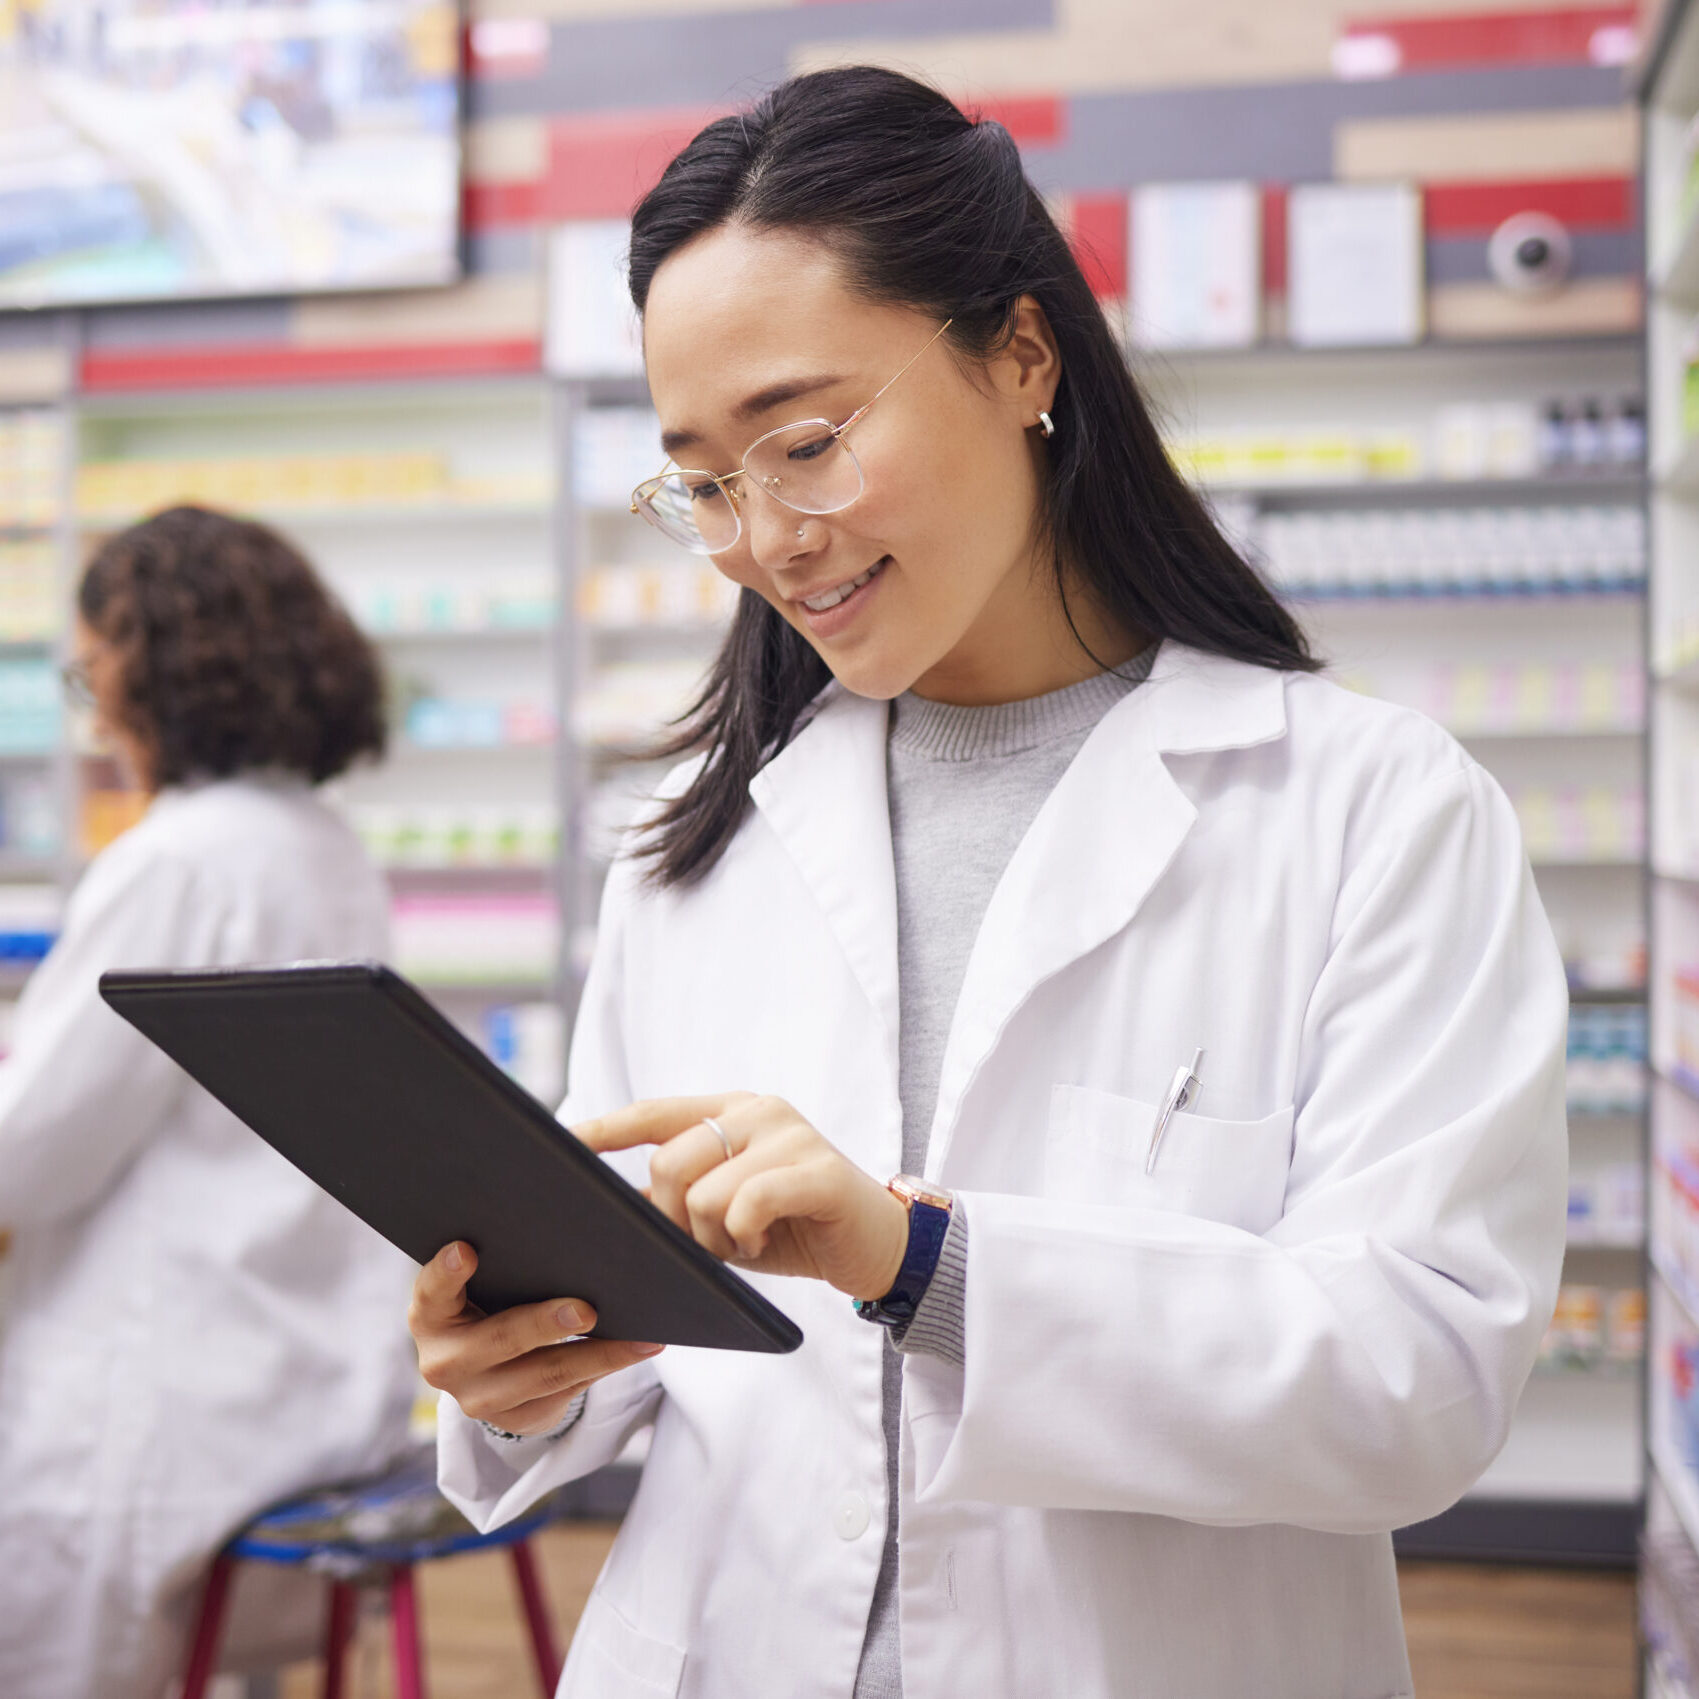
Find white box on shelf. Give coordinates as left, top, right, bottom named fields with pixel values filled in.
left=546, top=221, right=644, bottom=379
left=1287, top=182, right=1424, bottom=348
left=1128, top=182, right=1261, bottom=350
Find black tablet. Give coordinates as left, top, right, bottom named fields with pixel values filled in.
left=100, top=961, right=801, bottom=1354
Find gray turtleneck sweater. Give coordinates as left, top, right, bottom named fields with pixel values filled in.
left=852, top=655, right=1152, bottom=1699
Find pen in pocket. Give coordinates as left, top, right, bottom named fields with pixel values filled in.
left=1145, top=1048, right=1205, bottom=1175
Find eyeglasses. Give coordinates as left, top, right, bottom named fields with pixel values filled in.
left=630, top=318, right=953, bottom=556
left=60, top=660, right=94, bottom=707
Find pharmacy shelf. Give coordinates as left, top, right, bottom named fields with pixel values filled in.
left=1454, top=725, right=1643, bottom=742
left=369, top=625, right=556, bottom=644
left=1534, top=1357, right=1642, bottom=1379
left=1653, top=1437, right=1699, bottom=1561
left=1656, top=1251, right=1699, bottom=1335
left=1468, top=1371, right=1642, bottom=1504
left=1142, top=335, right=1642, bottom=371
left=0, top=855, right=61, bottom=881
left=398, top=738, right=556, bottom=756
left=1569, top=988, right=1649, bottom=1005
left=1287, top=581, right=1644, bottom=604
left=1657, top=654, right=1699, bottom=689
left=1214, top=472, right=1644, bottom=509
left=1529, top=855, right=1646, bottom=871
left=1568, top=1226, right=1647, bottom=1250
left=1657, top=431, right=1699, bottom=493
left=383, top=863, right=552, bottom=883
left=1660, top=1066, right=1699, bottom=1111
left=77, top=499, right=552, bottom=531
left=1657, top=202, right=1699, bottom=302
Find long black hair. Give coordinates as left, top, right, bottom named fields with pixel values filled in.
left=629, top=65, right=1315, bottom=887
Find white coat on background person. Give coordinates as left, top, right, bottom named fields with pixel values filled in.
left=437, top=643, right=1569, bottom=1699
left=0, top=775, right=420, bottom=1699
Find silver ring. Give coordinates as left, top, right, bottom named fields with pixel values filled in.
left=1037, top=410, right=1055, bottom=439
left=702, top=1116, right=733, bottom=1163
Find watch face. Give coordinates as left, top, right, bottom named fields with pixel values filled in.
left=890, top=1173, right=952, bottom=1211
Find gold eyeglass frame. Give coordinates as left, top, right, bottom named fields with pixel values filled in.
left=629, top=317, right=954, bottom=554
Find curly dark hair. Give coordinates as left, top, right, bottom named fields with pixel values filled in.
left=77, top=505, right=386, bottom=789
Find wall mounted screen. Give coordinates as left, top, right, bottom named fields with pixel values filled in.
left=0, top=0, right=461, bottom=311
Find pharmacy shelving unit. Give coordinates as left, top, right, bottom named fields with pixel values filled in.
left=0, top=393, right=84, bottom=1054
left=1141, top=334, right=1648, bottom=1566
left=1644, top=0, right=1699, bottom=1685
left=70, top=375, right=569, bottom=1099
left=553, top=376, right=738, bottom=1014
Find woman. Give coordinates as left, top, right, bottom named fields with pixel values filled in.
left=416, top=69, right=1567, bottom=1699
left=0, top=506, right=419, bottom=1698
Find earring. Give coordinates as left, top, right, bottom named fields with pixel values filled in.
left=1037, top=410, right=1055, bottom=439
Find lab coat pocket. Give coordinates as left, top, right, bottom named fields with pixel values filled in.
left=1045, top=1084, right=1294, bottom=1234
left=561, top=1589, right=686, bottom=1698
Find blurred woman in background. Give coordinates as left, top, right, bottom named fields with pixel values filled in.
left=0, top=506, right=419, bottom=1699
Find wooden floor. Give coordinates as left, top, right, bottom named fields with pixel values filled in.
left=277, top=1527, right=1639, bottom=1698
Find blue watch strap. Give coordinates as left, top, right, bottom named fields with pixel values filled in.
left=854, top=1196, right=952, bottom=1327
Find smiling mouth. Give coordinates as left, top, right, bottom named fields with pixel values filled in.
left=799, top=558, right=888, bottom=613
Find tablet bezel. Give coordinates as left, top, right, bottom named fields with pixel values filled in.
left=100, top=960, right=803, bottom=1354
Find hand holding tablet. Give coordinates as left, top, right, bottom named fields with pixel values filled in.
left=99, top=962, right=803, bottom=1355
left=409, top=1240, right=664, bottom=1439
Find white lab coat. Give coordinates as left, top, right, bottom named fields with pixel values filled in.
left=0, top=776, right=420, bottom=1699
left=439, top=643, right=1569, bottom=1699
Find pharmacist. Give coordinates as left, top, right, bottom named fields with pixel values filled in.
left=415, top=67, right=1568, bottom=1699
left=0, top=508, right=419, bottom=1699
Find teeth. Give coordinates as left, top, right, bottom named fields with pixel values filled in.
left=803, top=560, right=884, bottom=613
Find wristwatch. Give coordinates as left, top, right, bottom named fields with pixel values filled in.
left=853, top=1174, right=953, bottom=1327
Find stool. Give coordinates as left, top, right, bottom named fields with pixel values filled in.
left=179, top=1454, right=569, bottom=1699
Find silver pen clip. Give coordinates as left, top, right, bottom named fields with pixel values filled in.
left=1145, top=1048, right=1205, bottom=1175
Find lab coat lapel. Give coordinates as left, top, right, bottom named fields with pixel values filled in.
left=749, top=686, right=901, bottom=1067
left=926, top=646, right=1290, bottom=1175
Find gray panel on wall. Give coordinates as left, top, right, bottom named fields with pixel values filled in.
left=1426, top=228, right=1643, bottom=285
left=470, top=0, right=1053, bottom=119
left=81, top=299, right=294, bottom=350
left=1022, top=65, right=1631, bottom=191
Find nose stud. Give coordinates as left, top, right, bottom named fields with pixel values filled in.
left=797, top=526, right=806, bottom=538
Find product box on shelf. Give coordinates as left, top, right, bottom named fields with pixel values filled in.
left=1257, top=505, right=1644, bottom=600
left=0, top=657, right=58, bottom=756
left=484, top=1001, right=566, bottom=1107
left=1339, top=660, right=1644, bottom=736
left=0, top=884, right=59, bottom=967
left=401, top=697, right=557, bottom=750
left=579, top=561, right=740, bottom=631
left=390, top=892, right=560, bottom=988
left=353, top=804, right=558, bottom=871
left=79, top=788, right=148, bottom=858
left=0, top=540, right=62, bottom=644
left=1569, top=1004, right=1649, bottom=1115
left=1540, top=1283, right=1645, bottom=1372
left=1569, top=1163, right=1647, bottom=1244
left=1506, top=783, right=1644, bottom=864
left=0, top=411, right=64, bottom=531
left=350, top=573, right=557, bottom=637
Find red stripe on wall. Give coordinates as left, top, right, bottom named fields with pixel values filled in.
left=1069, top=195, right=1128, bottom=299
left=80, top=340, right=542, bottom=393
left=1262, top=185, right=1289, bottom=296
left=463, top=179, right=544, bottom=231
left=544, top=107, right=727, bottom=221
left=1424, top=175, right=1634, bottom=234
left=967, top=94, right=1064, bottom=148
left=1339, top=6, right=1635, bottom=72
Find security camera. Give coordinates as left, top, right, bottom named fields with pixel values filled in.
left=1487, top=212, right=1573, bottom=295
